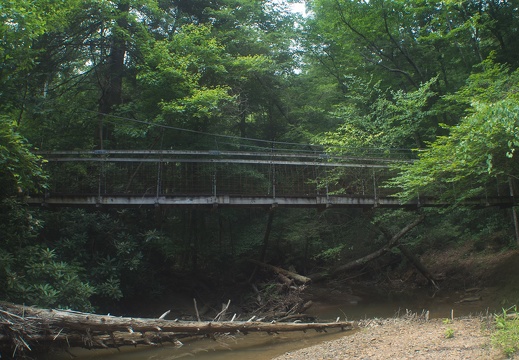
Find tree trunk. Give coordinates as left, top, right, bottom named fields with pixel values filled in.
left=397, top=244, right=439, bottom=289
left=374, top=216, right=438, bottom=287
left=259, top=209, right=275, bottom=263
left=249, top=210, right=275, bottom=282
left=331, top=215, right=425, bottom=276
left=96, top=0, right=129, bottom=148
left=0, top=303, right=352, bottom=354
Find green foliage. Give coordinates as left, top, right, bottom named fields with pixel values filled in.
left=0, top=0, right=77, bottom=78
left=3, top=246, right=95, bottom=311
left=372, top=210, right=422, bottom=236
left=161, top=86, right=233, bottom=122
left=0, top=202, right=94, bottom=310
left=444, top=327, right=455, bottom=339
left=399, top=207, right=512, bottom=252
left=268, top=208, right=382, bottom=273
left=96, top=277, right=123, bottom=301
left=0, top=198, right=42, bottom=249
left=389, top=62, right=519, bottom=203
left=371, top=77, right=438, bottom=148
left=314, top=244, right=347, bottom=263
left=492, top=307, right=519, bottom=357
left=304, top=0, right=519, bottom=163
left=46, top=210, right=146, bottom=307
left=0, top=206, right=153, bottom=311
left=308, top=0, right=461, bottom=95
left=317, top=77, right=438, bottom=154
left=0, top=117, right=47, bottom=196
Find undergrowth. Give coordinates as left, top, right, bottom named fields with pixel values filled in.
left=492, top=306, right=519, bottom=357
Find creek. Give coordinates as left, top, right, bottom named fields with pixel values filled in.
left=51, top=285, right=499, bottom=360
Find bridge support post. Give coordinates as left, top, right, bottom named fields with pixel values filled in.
left=97, top=153, right=107, bottom=206
left=372, top=169, right=378, bottom=207
left=325, top=183, right=331, bottom=208
left=156, top=160, right=162, bottom=199
left=271, top=163, right=276, bottom=200
left=212, top=174, right=217, bottom=197
left=212, top=173, right=219, bottom=206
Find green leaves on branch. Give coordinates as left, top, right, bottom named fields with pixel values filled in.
left=162, top=86, right=233, bottom=121
left=318, top=77, right=437, bottom=151
left=0, top=117, right=47, bottom=197
left=390, top=63, right=519, bottom=203
left=138, top=24, right=236, bottom=128
left=1, top=245, right=95, bottom=311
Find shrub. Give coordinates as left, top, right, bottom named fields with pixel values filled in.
left=492, top=306, right=519, bottom=357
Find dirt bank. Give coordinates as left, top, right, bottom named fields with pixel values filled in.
left=346, top=245, right=519, bottom=310
left=274, top=316, right=505, bottom=360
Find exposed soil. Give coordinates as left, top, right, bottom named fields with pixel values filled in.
left=274, top=316, right=504, bottom=360
left=421, top=245, right=519, bottom=309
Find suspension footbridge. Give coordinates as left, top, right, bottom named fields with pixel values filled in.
left=25, top=150, right=515, bottom=209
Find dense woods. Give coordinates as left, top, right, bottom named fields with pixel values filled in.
left=1, top=0, right=519, bottom=320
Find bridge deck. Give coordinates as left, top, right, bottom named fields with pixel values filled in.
left=25, top=194, right=515, bottom=209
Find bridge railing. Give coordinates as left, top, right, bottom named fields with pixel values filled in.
left=39, top=150, right=401, bottom=200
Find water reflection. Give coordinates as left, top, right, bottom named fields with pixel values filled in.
left=52, top=330, right=350, bottom=360
left=306, top=286, right=497, bottom=321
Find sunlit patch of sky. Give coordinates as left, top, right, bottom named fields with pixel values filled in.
left=290, top=2, right=306, bottom=16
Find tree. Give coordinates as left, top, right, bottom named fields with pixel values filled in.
left=301, top=0, right=519, bottom=147
left=316, top=77, right=438, bottom=151
left=389, top=59, right=519, bottom=203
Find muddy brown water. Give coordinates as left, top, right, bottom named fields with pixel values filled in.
left=51, top=286, right=500, bottom=360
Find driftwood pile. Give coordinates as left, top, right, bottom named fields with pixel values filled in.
left=248, top=260, right=315, bottom=322
left=0, top=302, right=352, bottom=358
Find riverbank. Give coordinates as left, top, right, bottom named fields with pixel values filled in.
left=42, top=244, right=519, bottom=360
left=272, top=245, right=519, bottom=359
left=274, top=316, right=505, bottom=359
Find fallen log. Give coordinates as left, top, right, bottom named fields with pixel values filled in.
left=396, top=243, right=440, bottom=289
left=455, top=296, right=482, bottom=304
left=374, top=215, right=439, bottom=288
left=249, top=260, right=311, bottom=284
left=0, top=302, right=353, bottom=355
left=332, top=214, right=425, bottom=276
